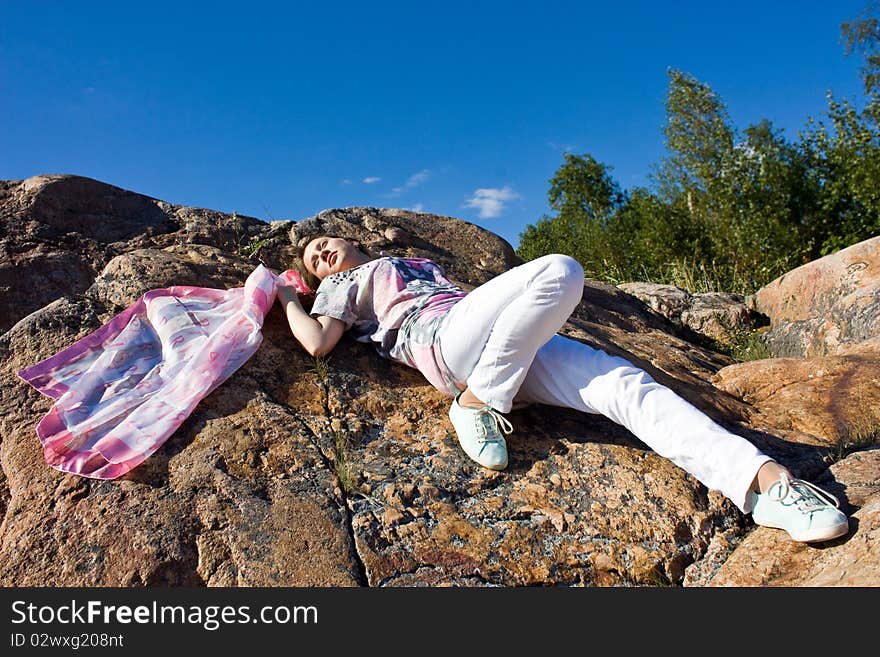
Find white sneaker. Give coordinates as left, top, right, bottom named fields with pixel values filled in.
left=751, top=472, right=849, bottom=542
left=448, top=393, right=512, bottom=470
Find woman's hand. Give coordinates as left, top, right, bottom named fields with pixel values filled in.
left=278, top=269, right=312, bottom=295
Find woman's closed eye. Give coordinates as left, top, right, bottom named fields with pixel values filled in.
left=311, top=240, right=328, bottom=270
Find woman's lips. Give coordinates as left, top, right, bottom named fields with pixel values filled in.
left=330, top=251, right=337, bottom=266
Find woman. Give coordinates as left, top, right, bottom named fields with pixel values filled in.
left=277, top=235, right=849, bottom=544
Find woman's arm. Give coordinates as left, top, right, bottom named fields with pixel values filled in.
left=277, top=285, right=345, bottom=357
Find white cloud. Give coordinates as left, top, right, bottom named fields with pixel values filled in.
left=363, top=176, right=381, bottom=184
left=391, top=169, right=431, bottom=195
left=408, top=203, right=425, bottom=212
left=547, top=141, right=576, bottom=153
left=464, top=186, right=520, bottom=219
left=340, top=179, right=352, bottom=186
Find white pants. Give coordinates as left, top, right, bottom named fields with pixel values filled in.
left=437, top=254, right=771, bottom=513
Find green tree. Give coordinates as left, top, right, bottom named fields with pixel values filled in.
left=842, top=2, right=880, bottom=123
left=795, top=4, right=880, bottom=256
left=724, top=119, right=815, bottom=284
left=613, top=187, right=708, bottom=282
left=517, top=214, right=574, bottom=263
left=656, top=69, right=735, bottom=208
left=518, top=153, right=626, bottom=278
left=657, top=70, right=810, bottom=289
left=655, top=69, right=761, bottom=288
left=801, top=97, right=880, bottom=255
left=547, top=153, right=625, bottom=225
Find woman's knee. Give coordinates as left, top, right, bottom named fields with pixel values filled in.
left=542, top=254, right=584, bottom=304
left=516, top=254, right=585, bottom=314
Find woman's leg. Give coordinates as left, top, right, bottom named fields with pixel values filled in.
left=514, top=334, right=772, bottom=513
left=438, top=254, right=584, bottom=413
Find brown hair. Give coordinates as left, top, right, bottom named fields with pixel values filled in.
left=292, top=234, right=371, bottom=292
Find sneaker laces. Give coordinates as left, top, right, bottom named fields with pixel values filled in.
left=474, top=406, right=513, bottom=443
left=770, top=472, right=840, bottom=513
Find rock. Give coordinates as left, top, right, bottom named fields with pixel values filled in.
left=617, top=281, right=767, bottom=347
left=309, top=339, right=751, bottom=587
left=0, top=250, right=361, bottom=586
left=711, top=338, right=880, bottom=448
left=0, top=174, right=280, bottom=335
left=17, top=174, right=172, bottom=242
left=616, top=283, right=692, bottom=320
left=703, top=448, right=880, bottom=587
left=754, top=235, right=880, bottom=357
left=87, top=245, right=258, bottom=312
left=289, top=207, right=520, bottom=288
left=1, top=174, right=874, bottom=587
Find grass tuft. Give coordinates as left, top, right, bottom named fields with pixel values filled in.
left=727, top=327, right=773, bottom=362
left=332, top=428, right=358, bottom=494
left=641, top=566, right=675, bottom=587
left=311, top=356, right=331, bottom=385
left=825, top=420, right=880, bottom=465
left=230, top=211, right=269, bottom=260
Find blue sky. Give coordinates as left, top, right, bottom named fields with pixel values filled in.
left=0, top=1, right=870, bottom=248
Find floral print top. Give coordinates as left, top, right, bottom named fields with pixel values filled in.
left=309, top=257, right=467, bottom=396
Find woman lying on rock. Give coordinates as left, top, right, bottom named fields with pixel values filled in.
left=278, top=235, right=850, bottom=544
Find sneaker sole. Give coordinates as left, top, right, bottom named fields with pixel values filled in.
left=757, top=519, right=850, bottom=543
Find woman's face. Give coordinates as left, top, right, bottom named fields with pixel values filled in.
left=303, top=236, right=366, bottom=280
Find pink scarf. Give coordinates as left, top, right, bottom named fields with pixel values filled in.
left=17, top=266, right=309, bottom=479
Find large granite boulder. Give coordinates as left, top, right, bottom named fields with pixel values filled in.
left=711, top=338, right=880, bottom=447
left=754, top=235, right=880, bottom=357
left=289, top=208, right=521, bottom=290
left=0, top=174, right=287, bottom=336
left=694, top=448, right=880, bottom=587
left=0, top=174, right=874, bottom=586
left=616, top=282, right=768, bottom=348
